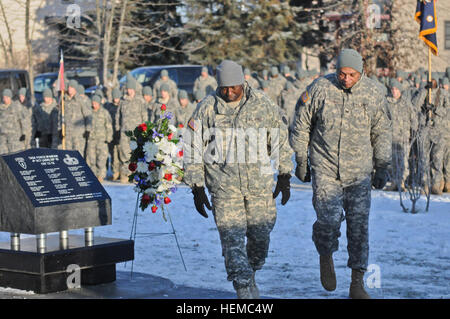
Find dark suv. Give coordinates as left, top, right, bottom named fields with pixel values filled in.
left=119, top=65, right=213, bottom=99
left=0, top=69, right=31, bottom=100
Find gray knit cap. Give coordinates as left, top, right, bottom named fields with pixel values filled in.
left=2, top=89, right=12, bottom=98
left=92, top=95, right=102, bottom=104
left=216, top=60, right=244, bottom=87
left=160, top=83, right=170, bottom=93
left=178, top=89, right=188, bottom=99
left=126, top=79, right=137, bottom=90
left=112, top=87, right=121, bottom=99
left=43, top=88, right=53, bottom=98
left=143, top=86, right=152, bottom=96
left=336, top=48, right=364, bottom=74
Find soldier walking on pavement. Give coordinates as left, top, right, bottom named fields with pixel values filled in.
left=184, top=60, right=293, bottom=299
left=290, top=49, right=392, bottom=299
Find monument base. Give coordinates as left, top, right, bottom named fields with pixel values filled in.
left=0, top=234, right=134, bottom=294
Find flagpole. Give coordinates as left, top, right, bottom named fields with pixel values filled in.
left=61, top=89, right=66, bottom=150
left=428, top=47, right=432, bottom=105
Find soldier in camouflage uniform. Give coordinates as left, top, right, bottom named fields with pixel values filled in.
left=386, top=80, right=417, bottom=191
left=193, top=66, right=217, bottom=96
left=31, top=88, right=58, bottom=149
left=142, top=86, right=156, bottom=123
left=152, top=83, right=180, bottom=126
left=104, top=88, right=122, bottom=181
left=86, top=95, right=113, bottom=182
left=184, top=60, right=293, bottom=299
left=17, top=87, right=33, bottom=149
left=175, top=89, right=196, bottom=128
left=0, top=89, right=28, bottom=154
left=153, top=69, right=178, bottom=100
left=290, top=49, right=392, bottom=299
left=413, top=78, right=449, bottom=194
left=58, top=80, right=93, bottom=157
left=243, top=68, right=260, bottom=89
left=267, top=66, right=285, bottom=106
left=279, top=81, right=300, bottom=133
left=115, top=79, right=148, bottom=183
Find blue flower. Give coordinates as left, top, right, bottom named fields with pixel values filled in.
left=164, top=112, right=173, bottom=120
left=152, top=129, right=163, bottom=139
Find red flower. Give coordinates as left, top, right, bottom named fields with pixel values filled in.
left=168, top=133, right=174, bottom=140
left=161, top=104, right=167, bottom=111
left=151, top=205, right=158, bottom=213
left=138, top=123, right=147, bottom=132
left=177, top=150, right=183, bottom=158
left=164, top=197, right=171, bottom=204
left=128, top=162, right=137, bottom=172
left=141, top=194, right=151, bottom=206
left=164, top=173, right=172, bottom=181
left=178, top=123, right=184, bottom=128
left=148, top=161, right=156, bottom=171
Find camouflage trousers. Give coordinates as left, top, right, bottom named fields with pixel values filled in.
left=391, top=142, right=409, bottom=184
left=118, top=132, right=131, bottom=179
left=0, top=135, right=23, bottom=155
left=108, top=142, right=120, bottom=177
left=62, top=134, right=86, bottom=158
left=211, top=194, right=277, bottom=288
left=422, top=135, right=445, bottom=186
left=311, top=174, right=371, bottom=271
left=86, top=139, right=109, bottom=178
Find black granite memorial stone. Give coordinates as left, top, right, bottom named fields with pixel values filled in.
left=0, top=149, right=134, bottom=294
left=0, top=148, right=111, bottom=234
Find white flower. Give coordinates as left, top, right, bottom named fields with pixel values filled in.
left=143, top=142, right=159, bottom=161
left=130, top=140, right=138, bottom=151
left=136, top=161, right=148, bottom=174
left=168, top=124, right=177, bottom=133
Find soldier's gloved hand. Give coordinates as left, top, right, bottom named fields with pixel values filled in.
left=58, top=130, right=63, bottom=140
left=19, top=135, right=25, bottom=141
left=83, top=131, right=90, bottom=139
left=35, top=131, right=42, bottom=139
left=295, top=157, right=311, bottom=183
left=372, top=167, right=389, bottom=190
left=192, top=186, right=211, bottom=218
left=273, top=174, right=291, bottom=205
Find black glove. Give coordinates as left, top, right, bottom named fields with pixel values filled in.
left=192, top=186, right=212, bottom=218
left=58, top=130, right=63, bottom=140
left=273, top=174, right=291, bottom=205
left=19, top=135, right=25, bottom=141
left=295, top=157, right=311, bottom=183
left=372, top=167, right=389, bottom=190
left=424, top=81, right=433, bottom=90
left=35, top=131, right=42, bottom=139
left=83, top=131, right=90, bottom=139
left=47, top=134, right=52, bottom=144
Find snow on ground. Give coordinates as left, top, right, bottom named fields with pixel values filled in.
left=1, top=180, right=448, bottom=299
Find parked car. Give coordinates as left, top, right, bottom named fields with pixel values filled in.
left=0, top=69, right=31, bottom=101
left=34, top=68, right=99, bottom=104
left=33, top=72, right=58, bottom=104
left=119, top=65, right=213, bottom=99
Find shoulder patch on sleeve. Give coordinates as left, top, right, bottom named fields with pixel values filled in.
left=188, top=118, right=198, bottom=131
left=301, top=90, right=309, bottom=104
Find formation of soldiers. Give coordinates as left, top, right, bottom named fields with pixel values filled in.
left=0, top=63, right=448, bottom=194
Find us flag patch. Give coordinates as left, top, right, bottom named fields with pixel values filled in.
left=301, top=91, right=309, bottom=103
left=188, top=118, right=198, bottom=131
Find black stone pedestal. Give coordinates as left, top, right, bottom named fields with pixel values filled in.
left=0, top=234, right=134, bottom=294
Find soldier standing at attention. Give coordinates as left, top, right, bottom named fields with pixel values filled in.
left=184, top=60, right=293, bottom=299
left=193, top=66, right=217, bottom=96
left=115, top=79, right=147, bottom=183
left=0, top=89, right=27, bottom=154
left=104, top=88, right=122, bottom=181
left=32, top=88, right=58, bottom=149
left=290, top=49, right=392, bottom=299
left=86, top=95, right=113, bottom=182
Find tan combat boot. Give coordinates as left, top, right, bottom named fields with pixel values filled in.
left=112, top=172, right=120, bottom=181
left=431, top=182, right=443, bottom=195
left=349, top=269, right=370, bottom=299
left=249, top=272, right=260, bottom=299
left=233, top=282, right=253, bottom=299
left=320, top=255, right=336, bottom=291
left=120, top=176, right=129, bottom=184
left=444, top=181, right=450, bottom=193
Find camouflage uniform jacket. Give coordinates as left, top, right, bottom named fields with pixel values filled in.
left=152, top=97, right=180, bottom=125
left=0, top=101, right=25, bottom=143
left=89, top=106, right=113, bottom=143
left=290, top=74, right=392, bottom=186
left=175, top=102, right=197, bottom=128
left=184, top=83, right=293, bottom=198
left=153, top=78, right=178, bottom=100
left=115, top=94, right=147, bottom=133
left=59, top=93, right=93, bottom=134
left=386, top=95, right=416, bottom=144
left=193, top=75, right=218, bottom=96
